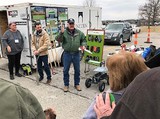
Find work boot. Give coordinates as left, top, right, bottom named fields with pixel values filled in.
left=46, top=79, right=51, bottom=84
left=75, top=85, right=82, bottom=91
left=15, top=73, right=22, bottom=77
left=39, top=77, right=44, bottom=82
left=63, top=86, right=69, bottom=92
left=10, top=75, right=15, bottom=80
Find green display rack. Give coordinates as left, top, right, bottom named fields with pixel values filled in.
left=84, top=29, right=105, bottom=66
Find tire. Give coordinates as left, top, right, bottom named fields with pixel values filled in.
left=99, top=81, right=105, bottom=92
left=127, top=34, right=132, bottom=42
left=106, top=75, right=109, bottom=85
left=104, top=40, right=107, bottom=45
left=139, top=29, right=141, bottom=33
left=85, top=78, right=92, bottom=88
left=118, top=37, right=123, bottom=45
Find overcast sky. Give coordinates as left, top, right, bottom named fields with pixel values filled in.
left=0, top=0, right=146, bottom=20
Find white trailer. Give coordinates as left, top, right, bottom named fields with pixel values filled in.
left=0, top=3, right=102, bottom=67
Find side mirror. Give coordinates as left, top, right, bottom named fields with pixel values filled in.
left=123, top=28, right=127, bottom=31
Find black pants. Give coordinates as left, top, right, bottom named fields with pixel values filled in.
left=7, top=52, right=21, bottom=75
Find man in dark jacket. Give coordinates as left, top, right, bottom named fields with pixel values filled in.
left=94, top=67, right=160, bottom=119
left=56, top=18, right=86, bottom=92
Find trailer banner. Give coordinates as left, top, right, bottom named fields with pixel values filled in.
left=8, top=10, right=18, bottom=17
left=31, top=6, right=45, bottom=20
left=46, top=8, right=57, bottom=20
left=57, top=8, right=68, bottom=21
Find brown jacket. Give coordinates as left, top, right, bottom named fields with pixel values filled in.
left=32, top=29, right=49, bottom=56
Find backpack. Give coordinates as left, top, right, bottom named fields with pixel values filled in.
left=22, top=64, right=32, bottom=75
left=145, top=46, right=160, bottom=68
left=145, top=45, right=156, bottom=61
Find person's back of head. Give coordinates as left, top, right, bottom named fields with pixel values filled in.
left=106, top=51, right=148, bottom=92
left=110, top=67, right=160, bottom=119
left=44, top=108, right=56, bottom=119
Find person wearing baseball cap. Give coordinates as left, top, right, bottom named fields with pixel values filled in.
left=67, top=18, right=75, bottom=24
left=56, top=18, right=86, bottom=92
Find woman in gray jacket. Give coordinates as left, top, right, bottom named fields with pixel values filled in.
left=2, top=22, right=24, bottom=79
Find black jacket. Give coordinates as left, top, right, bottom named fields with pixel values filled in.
left=103, top=67, right=160, bottom=119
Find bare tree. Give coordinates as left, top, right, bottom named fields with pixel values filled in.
left=83, top=0, right=96, bottom=7
left=139, top=0, right=160, bottom=26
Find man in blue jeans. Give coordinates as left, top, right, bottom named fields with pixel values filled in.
left=56, top=18, right=86, bottom=92
left=32, top=22, right=51, bottom=84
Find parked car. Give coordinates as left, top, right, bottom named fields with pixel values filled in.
left=154, top=22, right=160, bottom=26
left=131, top=24, right=141, bottom=33
left=104, top=22, right=133, bottom=45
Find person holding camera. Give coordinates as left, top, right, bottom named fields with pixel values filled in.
left=83, top=51, right=148, bottom=119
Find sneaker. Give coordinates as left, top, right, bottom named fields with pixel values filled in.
left=10, top=75, right=15, bottom=80
left=75, top=85, right=82, bottom=91
left=15, top=73, right=22, bottom=77
left=46, top=80, right=51, bottom=84
left=63, top=86, right=69, bottom=92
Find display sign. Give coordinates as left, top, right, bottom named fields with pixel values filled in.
left=84, top=29, right=105, bottom=66
left=8, top=10, right=18, bottom=17
left=31, top=6, right=45, bottom=20
left=57, top=8, right=68, bottom=21
left=30, top=6, right=68, bottom=39
left=46, top=20, right=59, bottom=41
left=46, top=8, right=57, bottom=19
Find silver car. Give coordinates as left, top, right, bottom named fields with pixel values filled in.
left=104, top=22, right=133, bottom=45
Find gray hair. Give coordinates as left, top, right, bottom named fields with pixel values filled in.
left=8, top=22, right=16, bottom=27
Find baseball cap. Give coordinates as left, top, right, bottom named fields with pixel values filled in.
left=67, top=18, right=75, bottom=24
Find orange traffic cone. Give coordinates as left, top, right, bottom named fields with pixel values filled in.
left=144, top=28, right=152, bottom=43
left=134, top=33, right=138, bottom=46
